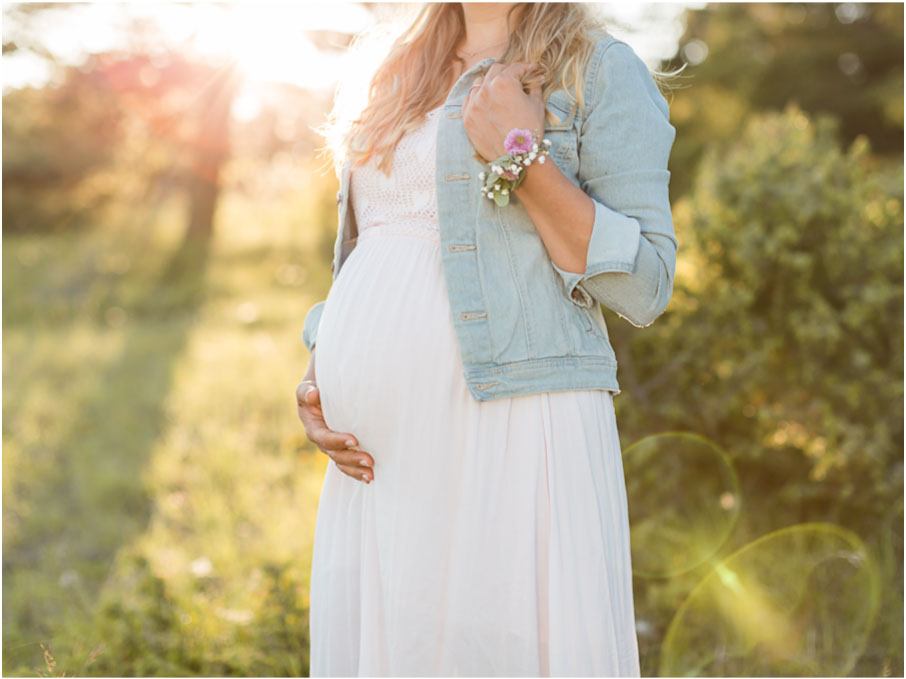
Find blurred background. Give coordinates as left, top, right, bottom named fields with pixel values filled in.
left=2, top=2, right=902, bottom=676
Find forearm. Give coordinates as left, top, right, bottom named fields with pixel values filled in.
left=512, top=158, right=596, bottom=274
left=514, top=157, right=675, bottom=326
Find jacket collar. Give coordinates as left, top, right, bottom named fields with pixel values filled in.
left=443, top=57, right=498, bottom=108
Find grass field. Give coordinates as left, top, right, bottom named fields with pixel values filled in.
left=3, top=159, right=338, bottom=676
left=3, top=155, right=901, bottom=677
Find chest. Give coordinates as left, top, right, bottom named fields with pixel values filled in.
left=331, top=72, right=584, bottom=279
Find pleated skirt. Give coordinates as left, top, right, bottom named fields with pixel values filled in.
left=310, top=222, right=641, bottom=677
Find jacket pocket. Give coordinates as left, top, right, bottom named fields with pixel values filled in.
left=543, top=93, right=579, bottom=166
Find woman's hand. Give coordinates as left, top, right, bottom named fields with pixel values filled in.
left=461, top=62, right=546, bottom=162
left=296, top=351, right=374, bottom=483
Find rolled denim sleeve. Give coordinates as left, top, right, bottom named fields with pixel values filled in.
left=551, top=39, right=678, bottom=328
left=301, top=300, right=326, bottom=352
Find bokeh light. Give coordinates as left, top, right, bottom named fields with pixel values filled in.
left=624, top=432, right=740, bottom=578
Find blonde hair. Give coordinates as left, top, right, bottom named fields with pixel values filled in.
left=315, top=3, right=678, bottom=176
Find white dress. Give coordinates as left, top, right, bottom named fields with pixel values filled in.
left=310, top=105, right=641, bottom=677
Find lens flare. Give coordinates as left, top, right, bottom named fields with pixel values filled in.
left=623, top=432, right=740, bottom=578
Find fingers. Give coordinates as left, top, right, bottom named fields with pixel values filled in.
left=465, top=60, right=536, bottom=102
left=516, top=63, right=545, bottom=98
left=525, top=76, right=543, bottom=104
left=484, top=62, right=508, bottom=81
left=462, top=75, right=485, bottom=114
left=310, top=421, right=362, bottom=456
left=488, top=62, right=545, bottom=94
left=312, top=424, right=376, bottom=479
left=323, top=434, right=374, bottom=483
left=305, top=417, right=376, bottom=482
left=329, top=445, right=373, bottom=466
left=295, top=381, right=375, bottom=483
left=336, top=461, right=373, bottom=484
left=502, top=62, right=544, bottom=80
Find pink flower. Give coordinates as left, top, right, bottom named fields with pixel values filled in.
left=504, top=128, right=534, bottom=155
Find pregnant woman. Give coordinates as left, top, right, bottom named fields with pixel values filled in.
left=295, top=2, right=677, bottom=676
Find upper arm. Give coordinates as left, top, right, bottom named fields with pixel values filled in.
left=579, top=40, right=675, bottom=182
left=550, top=39, right=678, bottom=322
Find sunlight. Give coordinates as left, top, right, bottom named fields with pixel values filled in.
left=3, top=3, right=696, bottom=95
left=144, top=3, right=382, bottom=125
left=1, top=2, right=375, bottom=92
left=184, top=4, right=374, bottom=90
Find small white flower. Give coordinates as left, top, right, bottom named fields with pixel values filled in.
left=528, top=152, right=536, bottom=160
left=543, top=139, right=551, bottom=147
left=190, top=557, right=213, bottom=577
left=523, top=157, right=531, bottom=165
left=493, top=165, right=503, bottom=175
left=487, top=191, right=495, bottom=198
left=532, top=143, right=538, bottom=152
left=479, top=172, right=487, bottom=180
left=501, top=189, right=508, bottom=195
left=538, top=155, right=546, bottom=164
left=509, top=164, right=518, bottom=172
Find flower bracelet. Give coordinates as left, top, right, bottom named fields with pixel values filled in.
left=478, top=128, right=551, bottom=207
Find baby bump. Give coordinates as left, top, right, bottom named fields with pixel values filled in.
left=314, top=232, right=459, bottom=444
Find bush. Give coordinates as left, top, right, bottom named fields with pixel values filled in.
left=617, top=102, right=903, bottom=675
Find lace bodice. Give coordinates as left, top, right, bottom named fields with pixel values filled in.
left=351, top=106, right=442, bottom=238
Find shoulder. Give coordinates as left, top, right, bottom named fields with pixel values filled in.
left=582, top=33, right=669, bottom=120
left=586, top=33, right=654, bottom=92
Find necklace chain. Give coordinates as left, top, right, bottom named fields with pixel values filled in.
left=456, top=38, right=507, bottom=59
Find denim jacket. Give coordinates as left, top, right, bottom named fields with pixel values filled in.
left=302, top=33, right=677, bottom=401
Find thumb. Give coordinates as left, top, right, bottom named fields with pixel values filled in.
left=306, top=385, right=320, bottom=404
left=527, top=75, right=543, bottom=102
left=510, top=62, right=545, bottom=93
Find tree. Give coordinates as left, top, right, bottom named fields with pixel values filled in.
left=665, top=2, right=903, bottom=197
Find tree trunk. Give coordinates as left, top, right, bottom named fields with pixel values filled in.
left=185, top=61, right=239, bottom=241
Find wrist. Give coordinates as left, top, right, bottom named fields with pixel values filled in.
left=477, top=129, right=551, bottom=207
left=513, top=153, right=557, bottom=196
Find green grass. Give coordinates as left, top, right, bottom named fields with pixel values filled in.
left=3, top=159, right=338, bottom=676
left=4, top=155, right=901, bottom=677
